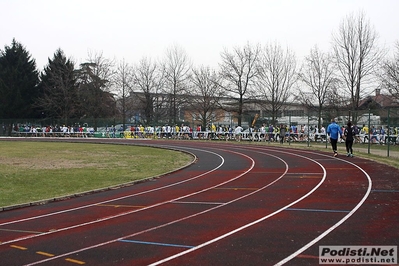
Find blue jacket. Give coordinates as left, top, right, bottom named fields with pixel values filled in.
left=327, top=122, right=342, bottom=140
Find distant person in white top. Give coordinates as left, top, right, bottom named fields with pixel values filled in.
left=234, top=125, right=243, bottom=141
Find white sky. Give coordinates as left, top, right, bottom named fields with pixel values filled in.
left=1, top=0, right=398, bottom=71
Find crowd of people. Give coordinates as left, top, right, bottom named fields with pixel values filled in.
left=121, top=123, right=326, bottom=143
left=9, top=122, right=399, bottom=146
left=356, top=124, right=398, bottom=144
left=12, top=124, right=95, bottom=137
left=9, top=123, right=326, bottom=143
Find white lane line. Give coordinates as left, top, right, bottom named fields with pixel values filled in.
left=24, top=148, right=296, bottom=266
left=3, top=148, right=254, bottom=246
left=149, top=150, right=326, bottom=266
left=0, top=228, right=43, bottom=234
left=24, top=150, right=258, bottom=266
left=24, top=146, right=326, bottom=266
left=0, top=147, right=213, bottom=227
left=238, top=146, right=373, bottom=265
left=274, top=155, right=372, bottom=265
left=286, top=208, right=350, bottom=213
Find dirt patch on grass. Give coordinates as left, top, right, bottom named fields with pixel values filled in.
left=1, top=157, right=105, bottom=170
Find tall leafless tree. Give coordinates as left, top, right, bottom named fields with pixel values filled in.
left=380, top=42, right=399, bottom=100
left=132, top=57, right=165, bottom=125
left=78, top=51, right=116, bottom=130
left=298, top=46, right=338, bottom=130
left=188, top=66, right=223, bottom=129
left=162, top=44, right=191, bottom=124
left=218, top=43, right=261, bottom=126
left=257, top=42, right=297, bottom=124
left=114, top=58, right=134, bottom=129
left=332, top=11, right=384, bottom=122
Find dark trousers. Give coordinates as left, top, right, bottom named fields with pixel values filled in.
left=330, top=138, right=338, bottom=153
left=346, top=140, right=353, bottom=154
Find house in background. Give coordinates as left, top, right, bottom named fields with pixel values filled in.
left=357, top=89, right=399, bottom=125
left=359, top=89, right=399, bottom=109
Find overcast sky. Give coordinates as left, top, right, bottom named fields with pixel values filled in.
left=2, top=0, right=398, bottom=71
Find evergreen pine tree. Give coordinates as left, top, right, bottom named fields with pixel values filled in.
left=37, top=49, right=78, bottom=125
left=0, top=39, right=40, bottom=118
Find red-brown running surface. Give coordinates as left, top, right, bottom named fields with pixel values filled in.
left=0, top=138, right=398, bottom=265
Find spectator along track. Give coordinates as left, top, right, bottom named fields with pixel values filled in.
left=0, top=138, right=397, bottom=265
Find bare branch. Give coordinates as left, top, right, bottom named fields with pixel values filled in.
left=332, top=11, right=385, bottom=116
left=161, top=44, right=192, bottom=124
left=380, top=42, right=399, bottom=100
left=218, top=42, right=261, bottom=125
left=188, top=66, right=224, bottom=128
left=132, top=57, right=165, bottom=124
left=298, top=46, right=338, bottom=129
left=257, top=42, right=297, bottom=124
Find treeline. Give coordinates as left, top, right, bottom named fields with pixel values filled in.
left=0, top=40, right=116, bottom=129
left=1, top=11, right=399, bottom=131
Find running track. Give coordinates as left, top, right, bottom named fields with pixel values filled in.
left=0, top=138, right=398, bottom=265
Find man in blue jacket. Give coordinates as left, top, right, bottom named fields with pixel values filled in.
left=327, top=118, right=343, bottom=157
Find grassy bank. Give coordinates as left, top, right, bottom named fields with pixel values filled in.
left=255, top=141, right=399, bottom=169
left=0, top=141, right=193, bottom=208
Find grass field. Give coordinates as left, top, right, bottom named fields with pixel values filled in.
left=0, top=141, right=193, bottom=208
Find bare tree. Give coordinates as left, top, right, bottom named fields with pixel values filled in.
left=78, top=51, right=116, bottom=130
left=298, top=46, right=338, bottom=130
left=257, top=42, right=297, bottom=124
left=188, top=66, right=223, bottom=129
left=332, top=11, right=384, bottom=122
left=380, top=42, right=399, bottom=100
left=162, top=44, right=192, bottom=124
left=132, top=57, right=165, bottom=125
left=218, top=43, right=261, bottom=126
left=114, top=58, right=134, bottom=129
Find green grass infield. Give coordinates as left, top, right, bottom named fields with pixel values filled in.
left=0, top=141, right=194, bottom=209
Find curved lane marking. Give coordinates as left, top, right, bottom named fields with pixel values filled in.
left=19, top=144, right=365, bottom=266
left=3, top=148, right=254, bottom=246
left=274, top=151, right=372, bottom=265
left=148, top=148, right=327, bottom=266
left=25, top=148, right=289, bottom=265
left=0, top=147, right=216, bottom=227
left=26, top=147, right=323, bottom=266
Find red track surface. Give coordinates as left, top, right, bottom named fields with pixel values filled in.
left=0, top=138, right=398, bottom=265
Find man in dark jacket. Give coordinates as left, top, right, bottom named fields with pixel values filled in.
left=280, top=124, right=286, bottom=144
left=344, top=121, right=355, bottom=157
